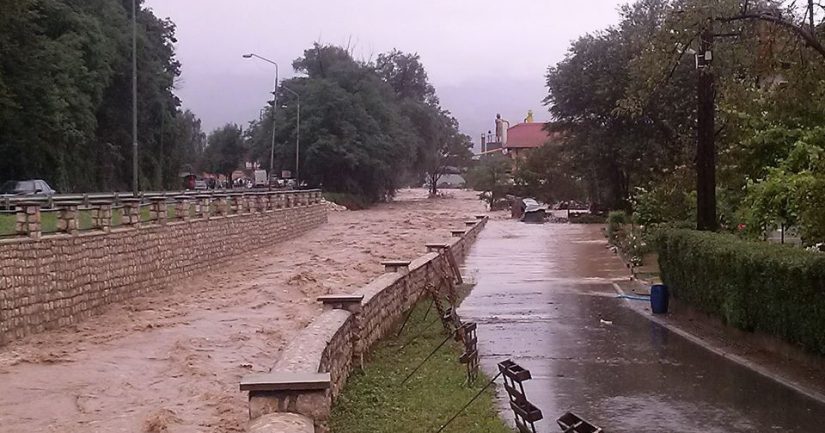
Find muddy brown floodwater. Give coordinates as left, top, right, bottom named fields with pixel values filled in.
left=459, top=220, right=825, bottom=433
left=0, top=189, right=484, bottom=433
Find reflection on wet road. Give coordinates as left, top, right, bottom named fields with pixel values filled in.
left=459, top=220, right=825, bottom=433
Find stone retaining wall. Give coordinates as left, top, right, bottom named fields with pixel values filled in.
left=243, top=215, right=488, bottom=433
left=0, top=191, right=327, bottom=346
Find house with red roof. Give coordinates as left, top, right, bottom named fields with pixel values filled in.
left=479, top=111, right=560, bottom=159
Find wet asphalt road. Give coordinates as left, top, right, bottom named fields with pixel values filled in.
left=458, top=220, right=825, bottom=433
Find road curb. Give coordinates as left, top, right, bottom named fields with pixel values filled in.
left=611, top=281, right=825, bottom=407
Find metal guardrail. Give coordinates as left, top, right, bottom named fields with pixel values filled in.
left=1, top=188, right=323, bottom=240
left=0, top=188, right=315, bottom=211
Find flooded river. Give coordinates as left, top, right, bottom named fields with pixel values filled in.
left=459, top=220, right=825, bottom=433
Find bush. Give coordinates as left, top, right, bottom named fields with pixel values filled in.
left=323, top=192, right=372, bottom=210
left=607, top=210, right=628, bottom=243
left=655, top=229, right=825, bottom=355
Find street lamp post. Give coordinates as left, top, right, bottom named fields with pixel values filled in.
left=132, top=0, right=138, bottom=195
left=242, top=53, right=279, bottom=183
left=281, top=85, right=300, bottom=187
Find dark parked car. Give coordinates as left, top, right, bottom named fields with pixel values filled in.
left=0, top=179, right=56, bottom=197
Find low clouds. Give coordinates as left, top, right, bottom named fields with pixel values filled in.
left=146, top=0, right=622, bottom=142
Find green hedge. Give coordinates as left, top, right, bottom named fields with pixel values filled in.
left=655, top=229, right=825, bottom=355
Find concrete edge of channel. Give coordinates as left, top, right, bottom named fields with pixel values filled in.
left=610, top=280, right=825, bottom=407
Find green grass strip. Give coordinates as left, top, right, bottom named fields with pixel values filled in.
left=331, top=301, right=511, bottom=433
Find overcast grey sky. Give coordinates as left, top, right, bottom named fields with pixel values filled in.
left=145, top=0, right=626, bottom=145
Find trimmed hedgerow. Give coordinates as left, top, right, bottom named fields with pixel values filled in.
left=655, top=229, right=825, bottom=355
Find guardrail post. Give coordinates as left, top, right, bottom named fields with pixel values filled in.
left=121, top=199, right=142, bottom=228
left=91, top=201, right=113, bottom=232
left=149, top=198, right=168, bottom=225
left=57, top=202, right=80, bottom=235
left=174, top=196, right=191, bottom=222
left=15, top=202, right=41, bottom=240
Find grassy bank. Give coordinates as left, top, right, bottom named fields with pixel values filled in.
left=331, top=301, right=511, bottom=433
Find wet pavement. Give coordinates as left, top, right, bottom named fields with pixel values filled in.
left=459, top=220, right=825, bottom=433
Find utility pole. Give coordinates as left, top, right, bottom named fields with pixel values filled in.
left=696, top=24, right=716, bottom=231
left=132, top=0, right=139, bottom=195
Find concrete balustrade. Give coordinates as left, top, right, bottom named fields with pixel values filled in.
left=3, top=190, right=321, bottom=242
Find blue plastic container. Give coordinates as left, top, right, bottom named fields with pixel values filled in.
left=650, top=284, right=669, bottom=314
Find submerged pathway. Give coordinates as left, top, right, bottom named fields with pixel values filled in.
left=459, top=220, right=825, bottom=433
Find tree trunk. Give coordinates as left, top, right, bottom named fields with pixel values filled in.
left=429, top=173, right=438, bottom=196
left=696, top=27, right=717, bottom=231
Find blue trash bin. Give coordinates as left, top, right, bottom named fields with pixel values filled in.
left=650, top=284, right=669, bottom=314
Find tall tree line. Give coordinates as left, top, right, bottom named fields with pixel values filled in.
left=243, top=44, right=472, bottom=202
left=0, top=0, right=203, bottom=192
left=543, top=0, right=825, bottom=237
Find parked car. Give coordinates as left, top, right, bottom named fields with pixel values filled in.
left=0, top=179, right=56, bottom=197
left=193, top=179, right=208, bottom=190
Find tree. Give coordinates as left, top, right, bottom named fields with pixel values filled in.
left=515, top=142, right=585, bottom=204
left=244, top=44, right=468, bottom=203
left=545, top=2, right=694, bottom=210
left=0, top=0, right=195, bottom=192
left=201, top=124, right=246, bottom=183
left=466, top=154, right=512, bottom=209
left=375, top=49, right=438, bottom=105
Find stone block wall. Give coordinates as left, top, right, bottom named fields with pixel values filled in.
left=244, top=215, right=488, bottom=433
left=0, top=193, right=327, bottom=346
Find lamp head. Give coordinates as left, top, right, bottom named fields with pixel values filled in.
left=242, top=54, right=253, bottom=58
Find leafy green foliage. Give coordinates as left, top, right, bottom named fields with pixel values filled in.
left=201, top=124, right=245, bottom=181
left=0, top=0, right=200, bottom=192
left=514, top=142, right=585, bottom=204
left=655, top=229, right=825, bottom=355
left=244, top=45, right=470, bottom=204
left=465, top=154, right=512, bottom=208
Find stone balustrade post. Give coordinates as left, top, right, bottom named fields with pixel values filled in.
left=91, top=201, right=113, bottom=232
left=57, top=202, right=80, bottom=235
left=149, top=198, right=168, bottom=225
left=381, top=260, right=411, bottom=274
left=174, top=196, right=191, bottom=221
left=465, top=220, right=477, bottom=227
left=215, top=195, right=229, bottom=216
left=197, top=195, right=211, bottom=219
left=285, top=193, right=293, bottom=208
left=275, top=193, right=285, bottom=209
left=230, top=195, right=244, bottom=214
left=451, top=229, right=466, bottom=238
left=121, top=199, right=142, bottom=228
left=426, top=243, right=449, bottom=253
left=255, top=193, right=267, bottom=212
left=15, top=203, right=41, bottom=240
